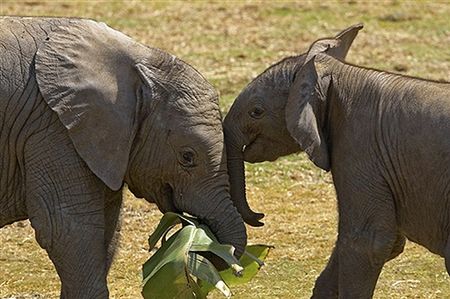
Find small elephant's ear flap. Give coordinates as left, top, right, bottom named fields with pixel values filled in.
left=285, top=39, right=339, bottom=171
left=35, top=20, right=141, bottom=190
left=304, top=39, right=341, bottom=65
left=327, top=23, right=363, bottom=60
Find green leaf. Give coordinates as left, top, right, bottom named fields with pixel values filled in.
left=143, top=226, right=195, bottom=280
left=143, top=212, right=272, bottom=298
left=198, top=244, right=272, bottom=295
left=177, top=213, right=200, bottom=226
left=187, top=274, right=208, bottom=299
left=147, top=212, right=182, bottom=251
left=142, top=262, right=196, bottom=299
left=188, top=252, right=230, bottom=298
left=142, top=260, right=208, bottom=299
left=197, top=278, right=216, bottom=297
left=243, top=245, right=272, bottom=268
left=190, top=228, right=243, bottom=275
left=148, top=212, right=200, bottom=251
left=218, top=245, right=272, bottom=286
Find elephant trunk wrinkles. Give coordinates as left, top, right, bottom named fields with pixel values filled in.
left=185, top=188, right=247, bottom=258
left=208, top=197, right=247, bottom=258
left=224, top=126, right=264, bottom=227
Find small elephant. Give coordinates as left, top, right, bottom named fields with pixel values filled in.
left=224, top=24, right=362, bottom=227
left=224, top=24, right=450, bottom=298
left=0, top=17, right=246, bottom=298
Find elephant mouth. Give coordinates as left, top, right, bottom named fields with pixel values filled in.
left=243, top=138, right=258, bottom=162
left=242, top=134, right=255, bottom=157
left=243, top=136, right=279, bottom=163
left=157, top=183, right=180, bottom=214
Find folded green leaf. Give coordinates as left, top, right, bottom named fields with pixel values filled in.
left=198, top=244, right=272, bottom=295
left=142, top=260, right=209, bottom=299
left=188, top=252, right=230, bottom=298
left=143, top=213, right=271, bottom=299
left=148, top=212, right=182, bottom=251
left=143, top=226, right=195, bottom=280
left=190, top=228, right=243, bottom=275
left=217, top=245, right=272, bottom=286
left=148, top=212, right=199, bottom=251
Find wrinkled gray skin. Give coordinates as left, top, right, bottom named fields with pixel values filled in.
left=0, top=17, right=246, bottom=298
left=225, top=24, right=450, bottom=298
left=224, top=25, right=363, bottom=227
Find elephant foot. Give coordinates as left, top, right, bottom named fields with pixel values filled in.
left=445, top=236, right=450, bottom=275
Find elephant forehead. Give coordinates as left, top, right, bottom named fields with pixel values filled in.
left=160, top=57, right=218, bottom=106
left=167, top=123, right=224, bottom=158
left=171, top=93, right=221, bottom=118
left=171, top=121, right=223, bottom=142
left=178, top=76, right=218, bottom=101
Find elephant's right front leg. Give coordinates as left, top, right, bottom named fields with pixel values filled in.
left=26, top=181, right=109, bottom=298
left=311, top=246, right=339, bottom=299
left=311, top=232, right=405, bottom=299
left=24, top=126, right=110, bottom=298
left=335, top=195, right=398, bottom=298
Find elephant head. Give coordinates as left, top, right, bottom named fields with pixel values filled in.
left=223, top=24, right=363, bottom=226
left=35, top=20, right=246, bottom=257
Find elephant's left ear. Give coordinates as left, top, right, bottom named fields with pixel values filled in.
left=285, top=39, right=339, bottom=171
left=35, top=20, right=143, bottom=190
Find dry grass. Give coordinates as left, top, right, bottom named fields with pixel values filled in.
left=1, top=1, right=450, bottom=298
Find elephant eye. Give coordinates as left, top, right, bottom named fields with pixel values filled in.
left=179, top=148, right=196, bottom=168
left=249, top=105, right=265, bottom=119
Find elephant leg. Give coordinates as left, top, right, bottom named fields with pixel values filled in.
left=27, top=178, right=109, bottom=298
left=311, top=232, right=404, bottom=299
left=24, top=123, right=109, bottom=299
left=444, top=236, right=450, bottom=275
left=387, top=232, right=406, bottom=261
left=311, top=246, right=339, bottom=299
left=104, top=189, right=123, bottom=272
left=336, top=197, right=398, bottom=298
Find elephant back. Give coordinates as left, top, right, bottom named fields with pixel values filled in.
left=0, top=17, right=76, bottom=104
left=0, top=17, right=77, bottom=225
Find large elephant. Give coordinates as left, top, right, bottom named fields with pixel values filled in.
left=224, top=24, right=450, bottom=298
left=0, top=17, right=246, bottom=298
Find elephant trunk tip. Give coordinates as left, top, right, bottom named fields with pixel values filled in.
left=242, top=211, right=265, bottom=227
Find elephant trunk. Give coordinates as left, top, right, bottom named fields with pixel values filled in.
left=224, top=126, right=265, bottom=227
left=180, top=184, right=247, bottom=258
left=202, top=194, right=247, bottom=258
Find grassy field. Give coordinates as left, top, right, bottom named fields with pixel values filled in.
left=1, top=1, right=450, bottom=298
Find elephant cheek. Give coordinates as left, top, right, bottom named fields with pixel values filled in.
left=126, top=184, right=146, bottom=200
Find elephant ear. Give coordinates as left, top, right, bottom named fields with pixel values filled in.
left=35, top=20, right=144, bottom=190
left=285, top=24, right=363, bottom=171
left=328, top=23, right=363, bottom=60
left=285, top=39, right=342, bottom=171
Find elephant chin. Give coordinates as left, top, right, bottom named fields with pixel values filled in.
left=243, top=135, right=300, bottom=163
left=243, top=142, right=274, bottom=163
left=136, top=183, right=179, bottom=214
left=242, top=135, right=274, bottom=163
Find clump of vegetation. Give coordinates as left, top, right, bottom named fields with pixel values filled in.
left=142, top=212, right=271, bottom=298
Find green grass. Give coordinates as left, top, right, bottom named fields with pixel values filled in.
left=1, top=1, right=449, bottom=298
